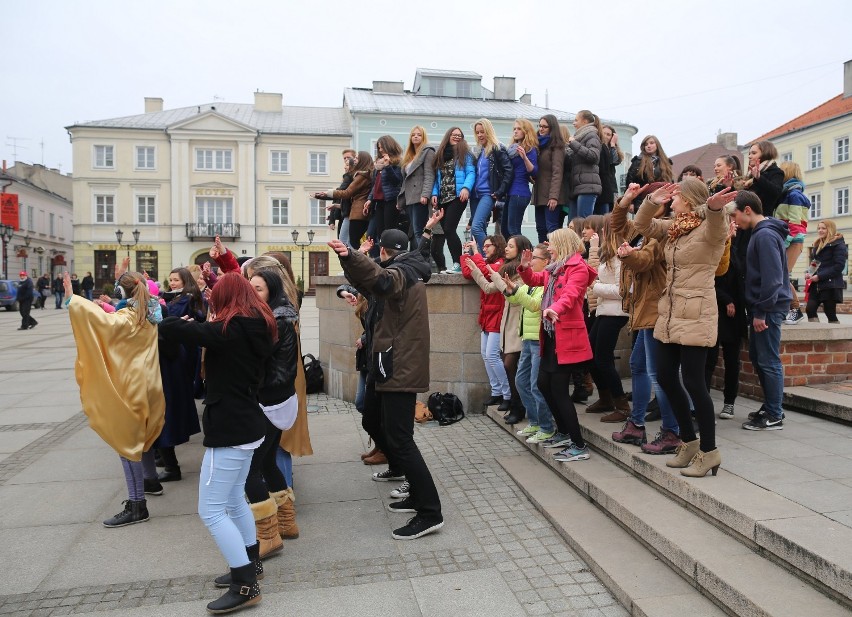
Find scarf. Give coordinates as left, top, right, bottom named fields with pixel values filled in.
left=572, top=124, right=597, bottom=141
left=540, top=258, right=566, bottom=335
left=127, top=297, right=163, bottom=325
left=506, top=142, right=520, bottom=159
left=538, top=134, right=551, bottom=150
left=783, top=178, right=805, bottom=195
left=667, top=211, right=703, bottom=241
left=442, top=145, right=454, bottom=162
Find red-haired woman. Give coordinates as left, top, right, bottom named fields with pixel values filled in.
left=159, top=273, right=277, bottom=614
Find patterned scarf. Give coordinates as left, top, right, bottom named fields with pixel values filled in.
left=540, top=258, right=566, bottom=335
left=667, top=212, right=703, bottom=241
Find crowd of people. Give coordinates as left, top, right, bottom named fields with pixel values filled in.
left=325, top=119, right=846, bottom=487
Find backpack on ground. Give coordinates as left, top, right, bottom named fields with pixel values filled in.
left=302, top=354, right=324, bottom=394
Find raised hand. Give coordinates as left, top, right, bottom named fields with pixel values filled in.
left=214, top=235, right=225, bottom=256
left=425, top=208, right=444, bottom=230
left=358, top=238, right=374, bottom=254
left=707, top=186, right=737, bottom=211
left=62, top=272, right=73, bottom=299
left=649, top=183, right=678, bottom=205
left=520, top=249, right=533, bottom=269
left=622, top=182, right=642, bottom=203
left=327, top=239, right=350, bottom=258
left=616, top=241, right=635, bottom=258
left=502, top=272, right=516, bottom=293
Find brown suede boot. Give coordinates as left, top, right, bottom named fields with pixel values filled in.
left=271, top=488, right=300, bottom=539
left=586, top=390, right=615, bottom=413
left=600, top=410, right=629, bottom=423
left=363, top=450, right=387, bottom=465
left=613, top=394, right=631, bottom=413
left=251, top=498, right=283, bottom=559
left=360, top=446, right=379, bottom=461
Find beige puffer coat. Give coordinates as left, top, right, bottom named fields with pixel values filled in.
left=633, top=197, right=727, bottom=347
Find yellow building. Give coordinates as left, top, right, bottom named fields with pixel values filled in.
left=749, top=60, right=852, bottom=281
left=66, top=93, right=350, bottom=291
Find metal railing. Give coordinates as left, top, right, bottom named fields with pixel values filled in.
left=185, top=223, right=241, bottom=240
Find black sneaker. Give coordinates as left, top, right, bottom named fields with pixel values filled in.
left=387, top=497, right=417, bottom=513
left=103, top=500, right=149, bottom=528
left=747, top=407, right=785, bottom=421
left=372, top=469, right=405, bottom=482
left=571, top=387, right=591, bottom=403
left=392, top=515, right=444, bottom=540
left=144, top=478, right=163, bottom=496
left=742, top=415, right=783, bottom=431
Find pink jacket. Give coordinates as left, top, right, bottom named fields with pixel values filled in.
left=518, top=252, right=597, bottom=365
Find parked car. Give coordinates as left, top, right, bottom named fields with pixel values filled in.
left=0, top=280, right=20, bottom=311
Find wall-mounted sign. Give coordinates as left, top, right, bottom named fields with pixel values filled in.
left=1, top=193, right=19, bottom=229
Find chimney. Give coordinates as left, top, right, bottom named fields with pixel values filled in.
left=372, top=81, right=405, bottom=94
left=493, top=76, right=516, bottom=101
left=520, top=93, right=532, bottom=105
left=254, top=92, right=283, bottom=112
left=845, top=59, right=852, bottom=99
left=144, top=97, right=163, bottom=113
left=716, top=132, right=738, bottom=150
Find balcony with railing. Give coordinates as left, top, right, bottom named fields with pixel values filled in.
left=185, top=223, right=241, bottom=241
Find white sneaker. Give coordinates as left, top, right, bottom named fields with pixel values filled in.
left=441, top=263, right=462, bottom=274
left=390, top=481, right=410, bottom=499
left=783, top=308, right=805, bottom=325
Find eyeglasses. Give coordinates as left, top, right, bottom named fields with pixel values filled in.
left=450, top=133, right=463, bottom=139
left=531, top=255, right=548, bottom=261
left=483, top=243, right=494, bottom=249
left=538, top=124, right=549, bottom=129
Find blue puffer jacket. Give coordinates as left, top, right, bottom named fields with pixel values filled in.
left=432, top=153, right=476, bottom=198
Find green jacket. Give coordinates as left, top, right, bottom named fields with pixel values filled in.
left=506, top=283, right=543, bottom=341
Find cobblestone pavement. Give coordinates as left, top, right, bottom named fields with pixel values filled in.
left=0, top=393, right=627, bottom=617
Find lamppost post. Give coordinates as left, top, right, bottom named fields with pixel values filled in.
left=0, top=224, right=13, bottom=280
left=290, top=229, right=315, bottom=293
left=115, top=228, right=141, bottom=259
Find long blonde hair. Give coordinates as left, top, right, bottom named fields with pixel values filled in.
left=401, top=126, right=429, bottom=168
left=814, top=220, right=840, bottom=254
left=513, top=118, right=539, bottom=154
left=116, top=271, right=152, bottom=328
left=547, top=228, right=584, bottom=261
left=474, top=118, right=501, bottom=157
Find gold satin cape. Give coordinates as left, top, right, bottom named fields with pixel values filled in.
left=67, top=295, right=165, bottom=461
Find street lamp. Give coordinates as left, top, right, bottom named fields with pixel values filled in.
left=0, top=224, right=13, bottom=279
left=291, top=229, right=315, bottom=293
left=115, top=228, right=140, bottom=258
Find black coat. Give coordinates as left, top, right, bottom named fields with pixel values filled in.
left=476, top=145, right=513, bottom=201
left=598, top=145, right=620, bottom=206
left=715, top=249, right=746, bottom=343
left=16, top=277, right=34, bottom=302
left=81, top=275, right=95, bottom=292
left=159, top=315, right=274, bottom=447
left=812, top=238, right=849, bottom=292
left=748, top=163, right=784, bottom=218
left=258, top=299, right=299, bottom=406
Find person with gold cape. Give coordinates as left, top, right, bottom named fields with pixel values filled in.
left=63, top=271, right=165, bottom=527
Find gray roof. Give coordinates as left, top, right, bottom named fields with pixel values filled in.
left=415, top=68, right=482, bottom=79
left=345, top=88, right=574, bottom=122
left=68, top=103, right=351, bottom=136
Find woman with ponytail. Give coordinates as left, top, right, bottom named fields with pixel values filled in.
left=566, top=110, right=602, bottom=220
left=64, top=270, right=165, bottom=528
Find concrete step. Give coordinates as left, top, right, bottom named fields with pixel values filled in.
left=572, top=408, right=852, bottom=608
left=498, top=454, right=727, bottom=617
left=487, top=409, right=851, bottom=617
left=784, top=386, right=852, bottom=423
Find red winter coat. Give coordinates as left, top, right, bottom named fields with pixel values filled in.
left=214, top=249, right=241, bottom=274
left=462, top=253, right=505, bottom=333
left=518, top=252, right=597, bottom=365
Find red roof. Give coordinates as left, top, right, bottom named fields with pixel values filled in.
left=671, top=143, right=742, bottom=181
left=752, top=94, right=852, bottom=142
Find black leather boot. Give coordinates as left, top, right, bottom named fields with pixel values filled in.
left=103, top=499, right=149, bottom=528
left=157, top=466, right=181, bottom=482
left=214, top=542, right=263, bottom=588
left=504, top=403, right=527, bottom=425
left=206, top=563, right=262, bottom=614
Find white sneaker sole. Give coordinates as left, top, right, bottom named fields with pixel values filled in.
left=392, top=520, right=444, bottom=540
left=387, top=503, right=417, bottom=513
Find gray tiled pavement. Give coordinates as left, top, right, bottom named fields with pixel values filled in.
left=0, top=303, right=627, bottom=617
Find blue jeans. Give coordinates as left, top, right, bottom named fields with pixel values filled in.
left=568, top=194, right=598, bottom=219
left=275, top=446, right=294, bottom=489
left=481, top=331, right=510, bottom=398
left=630, top=329, right=679, bottom=433
left=533, top=205, right=565, bottom=243
left=470, top=194, right=495, bottom=252
left=516, top=340, right=554, bottom=432
left=749, top=312, right=784, bottom=420
left=502, top=195, right=529, bottom=239
left=355, top=370, right=367, bottom=413
left=84, top=289, right=94, bottom=301
left=54, top=291, right=62, bottom=309
left=405, top=203, right=428, bottom=247
left=198, top=447, right=256, bottom=568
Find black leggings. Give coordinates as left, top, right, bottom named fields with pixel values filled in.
left=705, top=340, right=740, bottom=404
left=430, top=235, right=447, bottom=271
left=806, top=288, right=841, bottom=322
left=373, top=200, right=400, bottom=247
left=537, top=369, right=585, bottom=448
left=503, top=351, right=521, bottom=409
left=245, top=419, right=288, bottom=503
left=589, top=315, right=628, bottom=395
left=656, top=343, right=715, bottom=452
left=438, top=199, right=466, bottom=265
left=348, top=219, right=370, bottom=249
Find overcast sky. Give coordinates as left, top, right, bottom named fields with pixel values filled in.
left=4, top=0, right=850, bottom=174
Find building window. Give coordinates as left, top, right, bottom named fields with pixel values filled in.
left=457, top=81, right=471, bottom=98
left=270, top=150, right=290, bottom=173
left=195, top=149, right=233, bottom=171
left=95, top=195, right=115, bottom=223
left=836, top=137, right=850, bottom=164
left=27, top=206, right=34, bottom=231
left=136, top=146, right=156, bottom=170
left=136, top=251, right=158, bottom=284
left=94, top=145, right=114, bottom=169
left=271, top=198, right=289, bottom=225
left=836, top=187, right=850, bottom=216
left=196, top=197, right=233, bottom=224
left=137, top=196, right=156, bottom=224
left=781, top=152, right=793, bottom=163
left=59, top=216, right=64, bottom=239
left=49, top=213, right=55, bottom=237
left=808, top=144, right=822, bottom=170
left=309, top=198, right=324, bottom=225
left=432, top=78, right=444, bottom=96
left=809, top=193, right=821, bottom=219
left=308, top=152, right=328, bottom=175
